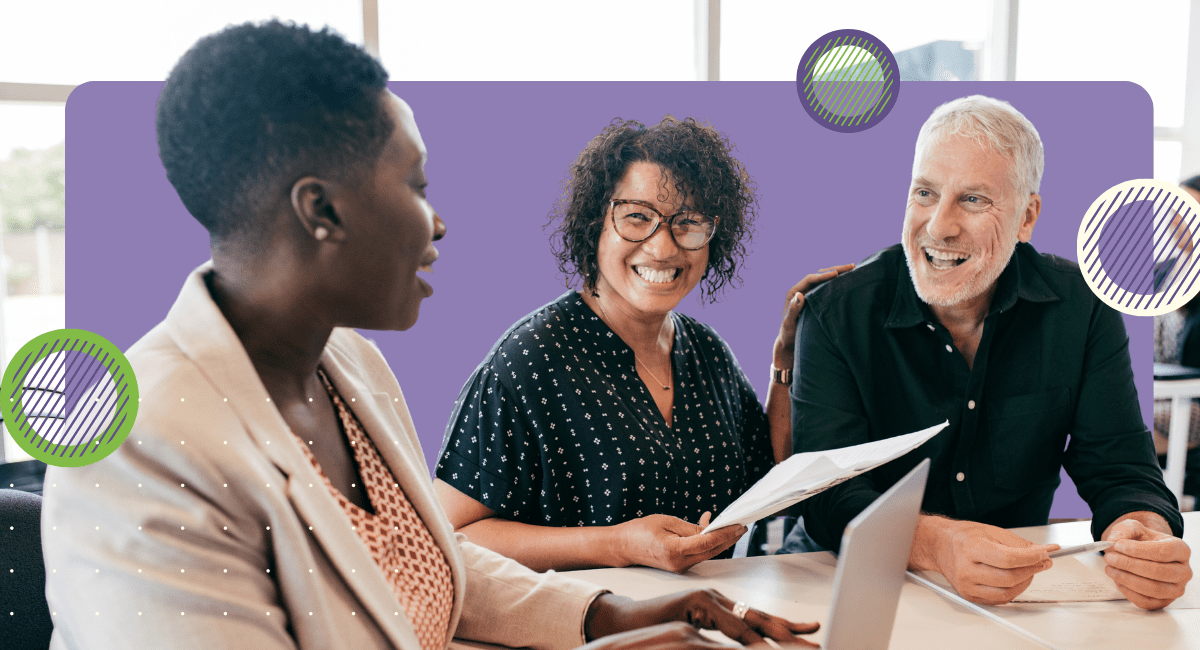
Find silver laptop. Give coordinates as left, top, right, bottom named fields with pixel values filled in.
left=823, top=457, right=930, bottom=650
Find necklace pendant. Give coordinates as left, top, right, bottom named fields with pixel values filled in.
left=663, top=386, right=670, bottom=391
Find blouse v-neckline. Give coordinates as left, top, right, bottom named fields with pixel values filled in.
left=292, top=368, right=455, bottom=650
left=579, top=291, right=683, bottom=431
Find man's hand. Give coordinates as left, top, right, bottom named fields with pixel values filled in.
left=584, top=590, right=820, bottom=648
left=612, top=513, right=746, bottom=574
left=1102, top=516, right=1193, bottom=610
left=913, top=515, right=1058, bottom=605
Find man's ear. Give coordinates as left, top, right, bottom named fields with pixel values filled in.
left=290, top=176, right=345, bottom=242
left=1017, top=193, right=1041, bottom=243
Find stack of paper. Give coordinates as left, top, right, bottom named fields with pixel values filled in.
left=702, top=420, right=948, bottom=533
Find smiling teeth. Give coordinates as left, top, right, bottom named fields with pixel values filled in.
left=924, top=248, right=968, bottom=269
left=636, top=267, right=676, bottom=284
left=925, top=248, right=967, bottom=261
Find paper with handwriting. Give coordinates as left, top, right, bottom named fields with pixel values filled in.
left=1012, top=556, right=1125, bottom=602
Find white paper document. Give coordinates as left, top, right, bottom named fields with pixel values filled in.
left=1012, top=556, right=1125, bottom=602
left=701, top=420, right=948, bottom=533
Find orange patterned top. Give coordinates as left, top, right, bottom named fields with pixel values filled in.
left=292, top=369, right=454, bottom=650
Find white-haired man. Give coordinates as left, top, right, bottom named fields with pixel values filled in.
left=786, top=95, right=1192, bottom=609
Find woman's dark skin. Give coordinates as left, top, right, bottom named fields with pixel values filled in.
left=209, top=95, right=442, bottom=513
left=203, top=89, right=819, bottom=649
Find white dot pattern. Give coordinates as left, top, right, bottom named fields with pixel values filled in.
left=293, top=369, right=453, bottom=650
left=436, top=292, right=773, bottom=527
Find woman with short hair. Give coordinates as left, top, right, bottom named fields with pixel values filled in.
left=41, top=21, right=819, bottom=650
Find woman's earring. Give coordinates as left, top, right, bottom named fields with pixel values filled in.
left=314, top=226, right=328, bottom=241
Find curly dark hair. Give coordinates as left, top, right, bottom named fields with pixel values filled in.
left=156, top=20, right=392, bottom=241
left=548, top=116, right=758, bottom=303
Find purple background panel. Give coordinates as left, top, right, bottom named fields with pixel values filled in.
left=65, top=81, right=1153, bottom=520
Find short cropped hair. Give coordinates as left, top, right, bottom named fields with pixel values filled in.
left=156, top=20, right=392, bottom=241
left=913, top=95, right=1044, bottom=199
left=548, top=116, right=758, bottom=304
left=1182, top=174, right=1200, bottom=194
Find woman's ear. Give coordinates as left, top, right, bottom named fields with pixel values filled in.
left=290, top=176, right=345, bottom=243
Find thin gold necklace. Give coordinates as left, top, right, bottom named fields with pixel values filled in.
left=635, top=355, right=672, bottom=392
left=594, top=294, right=672, bottom=392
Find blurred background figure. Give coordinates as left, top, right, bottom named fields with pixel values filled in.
left=1152, top=175, right=1200, bottom=512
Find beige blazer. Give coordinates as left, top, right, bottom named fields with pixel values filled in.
left=42, top=264, right=604, bottom=650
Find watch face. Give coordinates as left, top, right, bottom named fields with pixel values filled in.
left=2, top=329, right=139, bottom=467
left=796, top=29, right=899, bottom=134
left=1078, top=178, right=1200, bottom=316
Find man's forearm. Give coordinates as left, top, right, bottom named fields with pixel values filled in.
left=908, top=513, right=952, bottom=572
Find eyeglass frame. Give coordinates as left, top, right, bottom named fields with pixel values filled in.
left=607, top=199, right=720, bottom=251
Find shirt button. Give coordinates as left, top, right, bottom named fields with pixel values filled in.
left=968, top=400, right=976, bottom=410
left=945, top=344, right=953, bottom=353
left=927, top=323, right=935, bottom=331
left=956, top=472, right=966, bottom=482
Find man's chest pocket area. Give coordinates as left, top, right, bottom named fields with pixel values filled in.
left=986, top=387, right=1071, bottom=490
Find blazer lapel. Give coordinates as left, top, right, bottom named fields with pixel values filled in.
left=162, top=264, right=422, bottom=650
left=320, top=334, right=469, bottom=641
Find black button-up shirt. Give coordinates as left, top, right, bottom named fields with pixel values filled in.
left=792, top=242, right=1182, bottom=551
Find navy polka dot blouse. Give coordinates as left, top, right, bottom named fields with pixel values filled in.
left=436, top=291, right=773, bottom=528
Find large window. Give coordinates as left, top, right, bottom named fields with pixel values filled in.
left=0, top=2, right=362, bottom=84
left=1015, top=0, right=1192, bottom=182
left=378, top=0, right=694, bottom=80
left=722, top=0, right=992, bottom=81
left=0, top=104, right=66, bottom=463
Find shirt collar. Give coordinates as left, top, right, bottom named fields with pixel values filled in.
left=885, top=242, right=1060, bottom=329
left=563, top=290, right=634, bottom=357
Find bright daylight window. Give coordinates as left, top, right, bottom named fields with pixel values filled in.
left=378, top=0, right=693, bottom=80
left=1016, top=0, right=1191, bottom=182
left=0, top=2, right=363, bottom=84
left=721, top=0, right=992, bottom=81
left=0, top=104, right=66, bottom=463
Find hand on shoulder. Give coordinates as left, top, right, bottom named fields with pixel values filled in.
left=774, top=264, right=855, bottom=368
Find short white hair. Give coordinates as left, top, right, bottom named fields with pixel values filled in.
left=912, top=95, right=1044, bottom=198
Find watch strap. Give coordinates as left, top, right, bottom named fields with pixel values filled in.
left=771, top=364, right=792, bottom=386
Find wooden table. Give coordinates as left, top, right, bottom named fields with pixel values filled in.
left=561, top=512, right=1199, bottom=650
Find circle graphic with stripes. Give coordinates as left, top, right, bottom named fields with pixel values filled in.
left=1078, top=179, right=1200, bottom=316
left=796, top=29, right=898, bottom=133
left=1, top=329, right=139, bottom=467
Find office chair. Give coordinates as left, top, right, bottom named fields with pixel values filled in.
left=0, top=460, right=48, bottom=496
left=0, top=488, right=53, bottom=650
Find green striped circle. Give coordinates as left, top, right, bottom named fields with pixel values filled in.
left=1, top=329, right=139, bottom=467
left=807, top=40, right=889, bottom=124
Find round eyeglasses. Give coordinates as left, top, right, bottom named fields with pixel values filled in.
left=609, top=199, right=719, bottom=251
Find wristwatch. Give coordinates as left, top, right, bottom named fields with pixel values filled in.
left=771, top=364, right=792, bottom=386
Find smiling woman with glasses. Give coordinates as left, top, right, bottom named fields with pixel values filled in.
left=433, top=116, right=851, bottom=573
